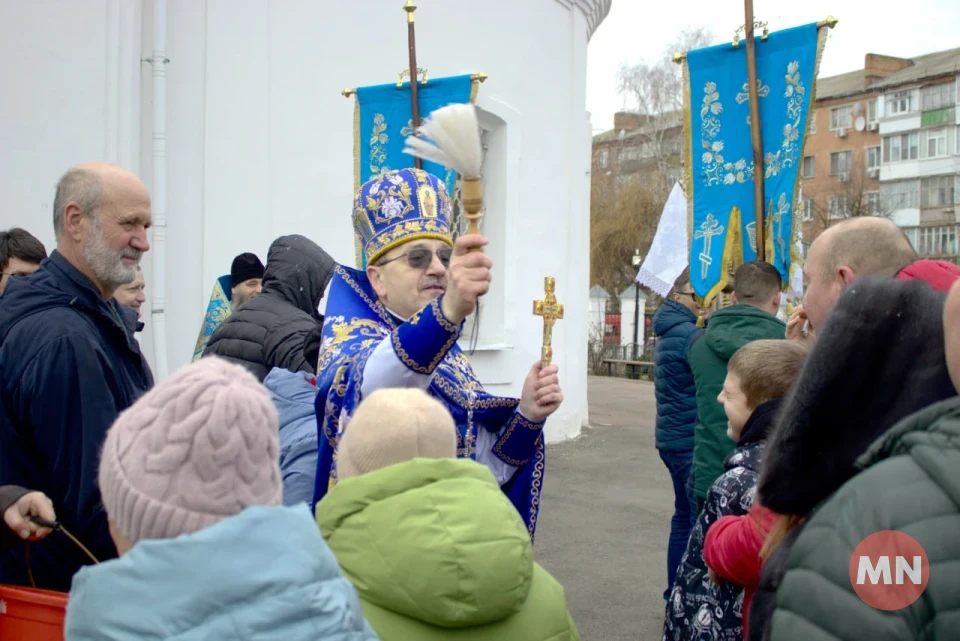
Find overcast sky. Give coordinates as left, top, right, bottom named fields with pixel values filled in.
left=587, top=0, right=960, bottom=132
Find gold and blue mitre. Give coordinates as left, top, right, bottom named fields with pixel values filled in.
left=353, top=168, right=453, bottom=267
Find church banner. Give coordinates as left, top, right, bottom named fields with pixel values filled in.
left=681, top=23, right=826, bottom=303
left=352, top=74, right=479, bottom=267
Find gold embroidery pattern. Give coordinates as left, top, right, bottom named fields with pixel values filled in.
left=336, top=266, right=397, bottom=327
left=354, top=169, right=454, bottom=266
left=432, top=370, right=518, bottom=411
left=391, top=320, right=459, bottom=375
left=528, top=438, right=545, bottom=542
left=431, top=297, right=458, bottom=333
left=492, top=413, right=545, bottom=467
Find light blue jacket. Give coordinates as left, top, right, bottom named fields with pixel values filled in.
left=65, top=505, right=379, bottom=641
left=264, top=367, right=319, bottom=506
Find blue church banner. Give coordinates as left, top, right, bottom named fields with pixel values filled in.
left=353, top=74, right=478, bottom=267
left=682, top=23, right=826, bottom=303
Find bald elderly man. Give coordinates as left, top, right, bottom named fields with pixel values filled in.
left=790, top=216, right=960, bottom=344
left=0, top=162, right=154, bottom=591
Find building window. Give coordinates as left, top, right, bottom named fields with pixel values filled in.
left=868, top=99, right=878, bottom=124
left=882, top=180, right=920, bottom=210
left=829, top=150, right=852, bottom=176
left=802, top=155, right=815, bottom=179
left=599, top=150, right=609, bottom=168
left=800, top=199, right=814, bottom=222
left=886, top=90, right=915, bottom=116
left=921, top=175, right=956, bottom=208
left=808, top=113, right=817, bottom=135
left=830, top=106, right=853, bottom=130
left=864, top=191, right=881, bottom=215
left=882, top=132, right=919, bottom=163
left=617, top=146, right=641, bottom=163
left=921, top=83, right=954, bottom=111
left=915, top=224, right=958, bottom=257
left=867, top=145, right=881, bottom=169
left=828, top=194, right=849, bottom=219
left=922, top=128, right=949, bottom=158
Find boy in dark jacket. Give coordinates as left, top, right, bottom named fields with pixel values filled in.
left=663, top=340, right=806, bottom=641
left=653, top=272, right=704, bottom=598
left=689, top=261, right=786, bottom=513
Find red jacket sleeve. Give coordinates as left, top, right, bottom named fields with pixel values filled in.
left=703, top=501, right=777, bottom=589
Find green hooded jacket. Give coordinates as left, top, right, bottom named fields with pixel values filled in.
left=687, top=304, right=785, bottom=498
left=316, top=458, right=579, bottom=641
left=769, top=396, right=960, bottom=640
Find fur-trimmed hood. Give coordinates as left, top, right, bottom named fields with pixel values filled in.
left=757, top=277, right=956, bottom=517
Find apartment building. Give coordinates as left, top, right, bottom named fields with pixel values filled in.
left=801, top=47, right=960, bottom=262
left=876, top=48, right=960, bottom=262
left=591, top=110, right=682, bottom=183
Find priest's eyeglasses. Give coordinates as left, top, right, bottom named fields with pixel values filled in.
left=379, top=247, right=453, bottom=270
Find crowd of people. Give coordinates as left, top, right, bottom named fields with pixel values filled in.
left=653, top=216, right=960, bottom=640
left=1, top=158, right=959, bottom=640
left=0, top=161, right=575, bottom=640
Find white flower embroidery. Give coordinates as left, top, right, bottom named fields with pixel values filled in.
left=702, top=152, right=713, bottom=164
left=381, top=196, right=403, bottom=218
left=369, top=182, right=381, bottom=196
left=788, top=60, right=799, bottom=75
left=711, top=141, right=724, bottom=152
left=389, top=174, right=404, bottom=186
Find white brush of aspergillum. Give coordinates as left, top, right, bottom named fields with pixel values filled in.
left=402, top=103, right=483, bottom=178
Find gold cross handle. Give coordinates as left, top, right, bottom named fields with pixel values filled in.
left=533, top=276, right=564, bottom=367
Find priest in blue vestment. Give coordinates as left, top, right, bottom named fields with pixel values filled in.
left=312, top=168, right=563, bottom=540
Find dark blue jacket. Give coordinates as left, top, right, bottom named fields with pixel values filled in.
left=0, top=251, right=153, bottom=591
left=652, top=299, right=702, bottom=451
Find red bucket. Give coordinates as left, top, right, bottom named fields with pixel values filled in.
left=0, top=585, right=68, bottom=641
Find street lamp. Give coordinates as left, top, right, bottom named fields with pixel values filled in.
left=631, top=249, right=642, bottom=361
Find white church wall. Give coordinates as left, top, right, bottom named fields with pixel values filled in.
left=0, top=0, right=609, bottom=444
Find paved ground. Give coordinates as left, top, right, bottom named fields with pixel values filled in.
left=536, top=376, right=671, bottom=641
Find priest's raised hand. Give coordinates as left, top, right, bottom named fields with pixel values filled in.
left=519, top=362, right=564, bottom=423
left=440, top=234, right=493, bottom=324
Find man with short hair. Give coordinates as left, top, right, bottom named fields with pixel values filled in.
left=203, top=236, right=334, bottom=382
left=789, top=216, right=960, bottom=343
left=688, top=260, right=786, bottom=513
left=312, top=168, right=564, bottom=539
left=652, top=270, right=703, bottom=598
left=0, top=228, right=47, bottom=295
left=230, top=252, right=264, bottom=310
left=0, top=162, right=154, bottom=590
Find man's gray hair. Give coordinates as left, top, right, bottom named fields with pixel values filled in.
left=53, top=168, right=103, bottom=238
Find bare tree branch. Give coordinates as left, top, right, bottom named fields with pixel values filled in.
left=805, top=148, right=889, bottom=234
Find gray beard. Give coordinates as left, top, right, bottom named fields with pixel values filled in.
left=232, top=292, right=251, bottom=310
left=85, top=218, right=139, bottom=290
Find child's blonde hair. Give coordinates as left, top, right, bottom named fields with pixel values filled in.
left=727, top=340, right=808, bottom=409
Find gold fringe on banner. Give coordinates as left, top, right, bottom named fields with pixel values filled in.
left=785, top=21, right=831, bottom=293
left=353, top=97, right=363, bottom=269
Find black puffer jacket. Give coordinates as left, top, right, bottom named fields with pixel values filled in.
left=203, top=235, right=335, bottom=381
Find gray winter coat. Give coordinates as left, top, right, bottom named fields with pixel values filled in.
left=203, top=235, right=335, bottom=381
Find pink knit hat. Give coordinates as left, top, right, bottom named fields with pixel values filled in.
left=98, top=357, right=282, bottom=544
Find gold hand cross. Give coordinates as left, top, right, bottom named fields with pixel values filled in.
left=533, top=277, right=564, bottom=367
